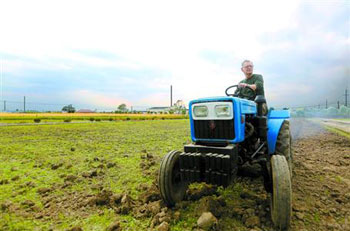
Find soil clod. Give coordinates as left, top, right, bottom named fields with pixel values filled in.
left=157, top=221, right=170, bottom=231
left=11, top=175, right=20, bottom=181
left=107, top=162, right=116, bottom=168
left=37, top=187, right=52, bottom=195
left=0, top=179, right=9, bottom=185
left=106, top=220, right=122, bottom=231
left=51, top=163, right=63, bottom=170
left=197, top=212, right=217, bottom=230
left=244, top=216, right=260, bottom=228
left=67, top=226, right=82, bottom=231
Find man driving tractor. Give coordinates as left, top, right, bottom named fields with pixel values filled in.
left=236, top=59, right=267, bottom=114
left=235, top=59, right=265, bottom=100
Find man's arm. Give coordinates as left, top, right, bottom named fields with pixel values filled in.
left=253, top=75, right=264, bottom=92
left=239, top=75, right=263, bottom=91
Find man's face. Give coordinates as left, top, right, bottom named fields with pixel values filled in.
left=241, top=61, right=254, bottom=76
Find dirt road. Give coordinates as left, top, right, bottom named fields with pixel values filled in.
left=289, top=119, right=350, bottom=230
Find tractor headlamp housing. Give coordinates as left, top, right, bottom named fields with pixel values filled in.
left=191, top=102, right=233, bottom=120
left=193, top=105, right=208, bottom=117
left=215, top=105, right=231, bottom=117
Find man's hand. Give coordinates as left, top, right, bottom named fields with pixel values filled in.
left=238, top=83, right=248, bottom=88
left=238, top=83, right=257, bottom=91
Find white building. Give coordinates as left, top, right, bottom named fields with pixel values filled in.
left=147, top=107, right=171, bottom=113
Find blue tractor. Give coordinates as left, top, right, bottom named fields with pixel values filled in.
left=158, top=85, right=292, bottom=230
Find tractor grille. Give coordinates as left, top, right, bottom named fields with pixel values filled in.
left=194, top=119, right=235, bottom=140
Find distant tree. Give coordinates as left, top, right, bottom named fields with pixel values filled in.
left=117, top=104, right=128, bottom=112
left=339, top=106, right=349, bottom=116
left=172, top=104, right=187, bottom=115
left=62, top=104, right=76, bottom=113
left=326, top=107, right=338, bottom=117
left=296, top=108, right=305, bottom=117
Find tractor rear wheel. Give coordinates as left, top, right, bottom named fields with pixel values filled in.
left=270, top=155, right=292, bottom=230
left=276, top=120, right=293, bottom=177
left=158, top=150, right=188, bottom=207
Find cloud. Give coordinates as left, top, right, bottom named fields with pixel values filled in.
left=0, top=0, right=348, bottom=110
left=254, top=2, right=349, bottom=107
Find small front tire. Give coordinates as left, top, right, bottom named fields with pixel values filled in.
left=158, top=150, right=188, bottom=207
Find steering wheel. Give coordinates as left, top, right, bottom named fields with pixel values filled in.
left=225, top=84, right=255, bottom=98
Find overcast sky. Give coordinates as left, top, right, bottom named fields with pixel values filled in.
left=0, top=0, right=349, bottom=111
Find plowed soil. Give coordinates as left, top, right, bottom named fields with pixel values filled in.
left=289, top=119, right=350, bottom=230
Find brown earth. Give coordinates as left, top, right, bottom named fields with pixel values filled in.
left=290, top=131, right=350, bottom=230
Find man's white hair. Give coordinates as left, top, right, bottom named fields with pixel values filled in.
left=241, top=60, right=253, bottom=67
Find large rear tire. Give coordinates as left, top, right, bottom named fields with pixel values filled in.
left=158, top=150, right=188, bottom=207
left=270, top=155, right=292, bottom=230
left=276, top=120, right=293, bottom=177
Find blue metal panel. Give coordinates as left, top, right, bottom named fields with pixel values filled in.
left=233, top=98, right=244, bottom=143
left=240, top=99, right=257, bottom=114
left=188, top=101, right=195, bottom=142
left=267, top=119, right=285, bottom=154
left=267, top=110, right=290, bottom=154
left=189, top=96, right=256, bottom=144
left=268, top=110, right=290, bottom=119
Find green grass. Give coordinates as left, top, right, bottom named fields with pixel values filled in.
left=0, top=120, right=192, bottom=230
left=325, top=126, right=350, bottom=139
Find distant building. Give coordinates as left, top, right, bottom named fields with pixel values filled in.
left=148, top=107, right=171, bottom=113
left=77, top=109, right=94, bottom=113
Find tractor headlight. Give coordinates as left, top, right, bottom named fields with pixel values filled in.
left=215, top=105, right=231, bottom=117
left=193, top=105, right=208, bottom=117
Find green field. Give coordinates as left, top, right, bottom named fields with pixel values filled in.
left=0, top=120, right=187, bottom=230
left=0, top=119, right=270, bottom=231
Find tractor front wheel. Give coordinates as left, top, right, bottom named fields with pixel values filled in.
left=270, top=155, right=292, bottom=230
left=158, top=150, right=188, bottom=207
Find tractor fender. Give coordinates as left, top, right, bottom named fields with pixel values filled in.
left=267, top=110, right=290, bottom=154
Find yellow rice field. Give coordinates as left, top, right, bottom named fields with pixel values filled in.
left=0, top=113, right=178, bottom=117
left=0, top=112, right=188, bottom=123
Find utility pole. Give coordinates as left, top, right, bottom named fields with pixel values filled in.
left=326, top=99, right=328, bottom=109
left=24, top=96, right=26, bottom=112
left=3, top=100, right=5, bottom=112
left=345, top=88, right=348, bottom=107
left=170, top=85, right=173, bottom=107
left=337, top=101, right=340, bottom=109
